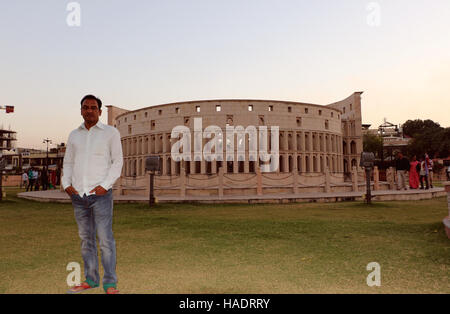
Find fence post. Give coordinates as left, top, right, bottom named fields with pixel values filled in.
left=218, top=166, right=224, bottom=197
left=373, top=166, right=379, bottom=191
left=387, top=167, right=396, bottom=190
left=256, top=165, right=263, bottom=196
left=325, top=167, right=331, bottom=193
left=352, top=166, right=358, bottom=192
left=180, top=164, right=186, bottom=198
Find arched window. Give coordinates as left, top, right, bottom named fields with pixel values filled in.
left=351, top=141, right=357, bottom=155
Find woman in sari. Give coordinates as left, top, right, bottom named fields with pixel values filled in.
left=409, top=155, right=420, bottom=189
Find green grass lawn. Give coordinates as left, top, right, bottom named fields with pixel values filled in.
left=0, top=187, right=449, bottom=294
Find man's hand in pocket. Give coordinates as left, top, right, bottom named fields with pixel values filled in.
left=90, top=186, right=107, bottom=196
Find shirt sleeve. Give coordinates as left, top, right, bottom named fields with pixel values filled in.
left=61, top=132, right=74, bottom=190
left=100, top=128, right=123, bottom=191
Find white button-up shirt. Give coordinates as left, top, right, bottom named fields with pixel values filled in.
left=62, top=121, right=123, bottom=196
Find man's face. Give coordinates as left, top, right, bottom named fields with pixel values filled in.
left=81, top=98, right=102, bottom=125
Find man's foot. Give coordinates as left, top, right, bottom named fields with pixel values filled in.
left=106, top=287, right=120, bottom=294
left=67, top=282, right=97, bottom=294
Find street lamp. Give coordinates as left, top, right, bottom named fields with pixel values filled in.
left=43, top=138, right=52, bottom=190
left=43, top=138, right=52, bottom=171
left=360, top=152, right=375, bottom=204
left=145, top=156, right=161, bottom=206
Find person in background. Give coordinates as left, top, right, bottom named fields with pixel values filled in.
left=419, top=155, right=429, bottom=190
left=425, top=154, right=434, bottom=188
left=26, top=168, right=35, bottom=192
left=34, top=170, right=40, bottom=191
left=409, top=155, right=420, bottom=189
left=21, top=171, right=28, bottom=189
left=41, top=169, right=49, bottom=190
left=395, top=152, right=410, bottom=190
left=50, top=171, right=57, bottom=189
left=447, top=164, right=450, bottom=181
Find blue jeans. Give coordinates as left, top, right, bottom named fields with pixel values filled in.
left=71, top=189, right=117, bottom=290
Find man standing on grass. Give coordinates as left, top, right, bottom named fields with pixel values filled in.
left=21, top=171, right=28, bottom=189
left=395, top=152, right=409, bottom=190
left=62, top=94, right=123, bottom=294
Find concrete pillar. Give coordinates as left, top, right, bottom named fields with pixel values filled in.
left=162, top=133, right=167, bottom=153
left=301, top=154, right=306, bottom=173
left=190, top=155, right=196, bottom=174
left=373, top=166, right=379, bottom=191
left=293, top=132, right=298, bottom=153
left=144, top=171, right=150, bottom=197
left=283, top=131, right=289, bottom=152
left=218, top=166, right=224, bottom=197
left=352, top=166, right=358, bottom=191
left=256, top=164, right=263, bottom=196
left=171, top=158, right=176, bottom=176
left=300, top=131, right=305, bottom=152
left=244, top=152, right=250, bottom=173
left=293, top=163, right=299, bottom=194
left=180, top=164, right=186, bottom=197
left=387, top=167, right=395, bottom=190
left=283, top=154, right=289, bottom=173
left=201, top=159, right=206, bottom=174
left=149, top=136, right=154, bottom=154
left=233, top=159, right=239, bottom=174
left=212, top=160, right=217, bottom=174
left=325, top=166, right=331, bottom=193
left=293, top=153, right=298, bottom=173
left=162, top=156, right=167, bottom=176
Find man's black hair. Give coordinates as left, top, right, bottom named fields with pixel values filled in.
left=80, top=94, right=102, bottom=110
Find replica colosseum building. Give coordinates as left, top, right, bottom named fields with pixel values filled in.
left=106, top=92, right=382, bottom=197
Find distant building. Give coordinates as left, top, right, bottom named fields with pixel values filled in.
left=0, top=129, right=17, bottom=151
left=362, top=119, right=411, bottom=162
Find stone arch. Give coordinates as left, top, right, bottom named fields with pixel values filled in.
left=351, top=141, right=357, bottom=155
left=167, top=157, right=172, bottom=175
left=343, top=159, right=349, bottom=174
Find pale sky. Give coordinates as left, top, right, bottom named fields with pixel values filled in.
left=1, top=0, right=449, bottom=150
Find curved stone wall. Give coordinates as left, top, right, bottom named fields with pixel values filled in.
left=107, top=93, right=364, bottom=196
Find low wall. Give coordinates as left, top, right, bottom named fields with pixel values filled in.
left=1, top=175, right=23, bottom=187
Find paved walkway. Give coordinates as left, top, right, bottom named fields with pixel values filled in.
left=17, top=187, right=446, bottom=204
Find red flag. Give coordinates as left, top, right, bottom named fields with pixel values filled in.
left=5, top=106, right=14, bottom=113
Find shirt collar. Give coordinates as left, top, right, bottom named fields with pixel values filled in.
left=79, top=121, right=105, bottom=130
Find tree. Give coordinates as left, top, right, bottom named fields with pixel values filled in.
left=363, top=133, right=383, bottom=159
left=402, top=119, right=441, bottom=138
left=404, top=120, right=450, bottom=158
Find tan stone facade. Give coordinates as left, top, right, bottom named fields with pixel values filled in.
left=107, top=92, right=368, bottom=197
